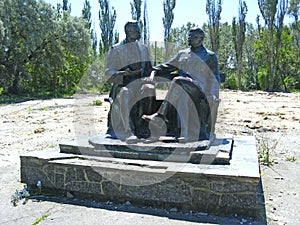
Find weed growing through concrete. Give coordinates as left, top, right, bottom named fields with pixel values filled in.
left=32, top=213, right=50, bottom=225
left=255, top=133, right=279, bottom=166
left=11, top=185, right=30, bottom=206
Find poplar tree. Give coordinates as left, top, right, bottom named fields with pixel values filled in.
left=163, top=0, right=176, bottom=42
left=163, top=0, right=176, bottom=60
left=143, top=0, right=150, bottom=44
left=206, top=0, right=222, bottom=54
left=287, top=0, right=299, bottom=53
left=232, top=0, right=247, bottom=90
left=82, top=0, right=97, bottom=51
left=130, top=0, right=143, bottom=41
left=130, top=0, right=150, bottom=43
left=258, top=0, right=288, bottom=91
left=98, top=0, right=117, bottom=55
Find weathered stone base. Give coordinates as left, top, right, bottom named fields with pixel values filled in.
left=20, top=136, right=260, bottom=217
left=60, top=134, right=233, bottom=165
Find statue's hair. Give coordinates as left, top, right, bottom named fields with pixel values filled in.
left=124, top=20, right=140, bottom=33
left=189, top=28, right=205, bottom=38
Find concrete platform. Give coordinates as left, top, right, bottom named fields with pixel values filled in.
left=59, top=134, right=233, bottom=165
left=20, top=135, right=260, bottom=217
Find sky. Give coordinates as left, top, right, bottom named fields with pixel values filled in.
left=44, top=0, right=292, bottom=42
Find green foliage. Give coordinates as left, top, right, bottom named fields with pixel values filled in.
left=32, top=214, right=50, bottom=225
left=257, top=67, right=269, bottom=90
left=0, top=0, right=91, bottom=97
left=231, top=0, right=247, bottom=90
left=91, top=99, right=103, bottom=106
left=170, top=22, right=196, bottom=49
left=222, top=72, right=238, bottom=90
left=78, top=55, right=106, bottom=92
left=0, top=0, right=299, bottom=99
left=286, top=156, right=297, bottom=162
left=82, top=0, right=98, bottom=51
left=284, top=77, right=297, bottom=90
left=39, top=106, right=49, bottom=111
left=149, top=41, right=165, bottom=66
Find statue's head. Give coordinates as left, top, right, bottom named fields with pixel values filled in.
left=188, top=28, right=205, bottom=48
left=124, top=20, right=141, bottom=43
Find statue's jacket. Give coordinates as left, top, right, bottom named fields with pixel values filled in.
left=154, top=44, right=220, bottom=99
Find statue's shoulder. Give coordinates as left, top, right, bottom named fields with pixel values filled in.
left=137, top=42, right=150, bottom=50
left=177, top=48, right=190, bottom=55
left=206, top=48, right=216, bottom=57
left=111, top=41, right=124, bottom=49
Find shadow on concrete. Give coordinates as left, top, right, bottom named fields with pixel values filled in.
left=28, top=188, right=266, bottom=225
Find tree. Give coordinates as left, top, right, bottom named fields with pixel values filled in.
left=244, top=23, right=260, bottom=90
left=62, top=0, right=71, bottom=12
left=206, top=0, right=222, bottom=54
left=130, top=0, right=143, bottom=40
left=143, top=0, right=150, bottom=44
left=130, top=0, right=150, bottom=44
left=0, top=0, right=90, bottom=96
left=170, top=22, right=196, bottom=50
left=163, top=0, right=176, bottom=42
left=82, top=0, right=98, bottom=51
left=131, top=0, right=142, bottom=21
left=0, top=0, right=58, bottom=94
left=98, top=0, right=118, bottom=55
left=163, top=0, right=176, bottom=60
left=232, top=0, right=248, bottom=90
left=288, top=0, right=300, bottom=56
left=258, top=0, right=289, bottom=91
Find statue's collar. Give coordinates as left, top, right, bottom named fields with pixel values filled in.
left=124, top=39, right=139, bottom=44
left=190, top=45, right=205, bottom=53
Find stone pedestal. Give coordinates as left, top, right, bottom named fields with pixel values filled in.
left=20, top=135, right=260, bottom=217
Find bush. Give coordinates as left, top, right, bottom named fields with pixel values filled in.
left=222, top=72, right=238, bottom=90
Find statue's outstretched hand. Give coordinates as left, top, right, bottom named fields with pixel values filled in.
left=142, top=70, right=156, bottom=83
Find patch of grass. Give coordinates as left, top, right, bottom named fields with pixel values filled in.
left=286, top=156, right=297, bottom=162
left=28, top=107, right=33, bottom=114
left=39, top=106, right=49, bottom=111
left=91, top=99, right=103, bottom=106
left=32, top=213, right=50, bottom=225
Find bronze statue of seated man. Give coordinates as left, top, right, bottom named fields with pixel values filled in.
left=142, top=28, right=220, bottom=143
left=105, top=21, right=155, bottom=143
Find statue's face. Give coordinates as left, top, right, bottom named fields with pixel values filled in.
left=188, top=31, right=203, bottom=48
left=125, top=25, right=141, bottom=42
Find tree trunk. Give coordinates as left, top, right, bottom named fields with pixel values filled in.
left=10, top=65, right=20, bottom=95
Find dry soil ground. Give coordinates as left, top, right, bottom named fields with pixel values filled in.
left=0, top=90, right=299, bottom=225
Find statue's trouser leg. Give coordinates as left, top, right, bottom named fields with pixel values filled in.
left=117, top=87, right=132, bottom=135
left=137, top=84, right=156, bottom=137
left=111, top=87, right=131, bottom=139
left=208, top=99, right=219, bottom=138
left=157, top=77, right=199, bottom=139
left=141, top=83, right=156, bottom=114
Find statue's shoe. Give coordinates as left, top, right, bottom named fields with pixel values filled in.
left=125, top=134, right=138, bottom=144
left=177, top=136, right=198, bottom=143
left=143, top=136, right=159, bottom=144
left=141, top=112, right=160, bottom=121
